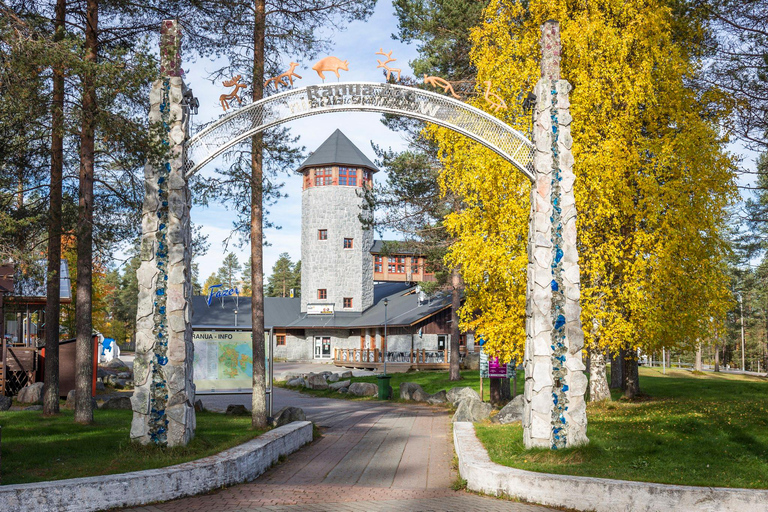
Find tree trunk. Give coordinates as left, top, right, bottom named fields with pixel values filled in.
left=250, top=0, right=267, bottom=429
left=43, top=0, right=66, bottom=417
left=489, top=377, right=512, bottom=406
left=714, top=343, right=720, bottom=372
left=610, top=349, right=623, bottom=389
left=588, top=347, right=610, bottom=402
left=74, top=0, right=97, bottom=425
left=622, top=351, right=640, bottom=399
left=449, top=266, right=461, bottom=381
left=695, top=343, right=702, bottom=372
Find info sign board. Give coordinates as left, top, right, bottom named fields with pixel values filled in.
left=479, top=350, right=489, bottom=378
left=193, top=331, right=269, bottom=392
left=479, top=348, right=515, bottom=379
left=307, top=303, right=334, bottom=315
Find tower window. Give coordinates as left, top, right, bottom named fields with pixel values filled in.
left=374, top=255, right=383, bottom=273
left=318, top=229, right=327, bottom=240
left=343, top=238, right=353, bottom=249
left=411, top=257, right=420, bottom=273
left=314, top=167, right=333, bottom=186
left=276, top=334, right=286, bottom=346
left=343, top=297, right=353, bottom=308
left=318, top=289, right=327, bottom=300
left=339, top=167, right=357, bottom=186
left=362, top=170, right=372, bottom=188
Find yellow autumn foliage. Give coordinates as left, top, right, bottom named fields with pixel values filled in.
left=433, top=0, right=736, bottom=363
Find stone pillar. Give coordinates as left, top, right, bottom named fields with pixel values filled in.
left=131, top=20, right=195, bottom=447
left=523, top=20, right=588, bottom=450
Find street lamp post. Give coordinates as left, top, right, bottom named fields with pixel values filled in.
left=383, top=298, right=388, bottom=376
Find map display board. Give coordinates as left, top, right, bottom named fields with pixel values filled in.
left=479, top=350, right=489, bottom=378
left=193, top=331, right=268, bottom=392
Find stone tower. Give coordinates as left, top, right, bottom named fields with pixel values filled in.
left=297, top=130, right=377, bottom=313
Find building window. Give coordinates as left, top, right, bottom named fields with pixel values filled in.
left=343, top=238, right=353, bottom=249
left=318, top=229, right=327, bottom=240
left=276, top=334, right=286, bottom=346
left=411, top=257, right=420, bottom=273
left=388, top=256, right=406, bottom=274
left=362, top=170, right=372, bottom=188
left=314, top=166, right=333, bottom=186
left=374, top=255, right=383, bottom=273
left=339, top=167, right=357, bottom=186
left=343, top=297, right=353, bottom=308
left=318, top=289, right=327, bottom=299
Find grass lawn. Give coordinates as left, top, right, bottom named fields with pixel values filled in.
left=278, top=369, right=509, bottom=402
left=0, top=409, right=267, bottom=485
left=475, top=366, right=768, bottom=489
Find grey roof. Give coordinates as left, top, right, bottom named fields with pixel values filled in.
left=296, top=129, right=378, bottom=174
left=370, top=240, right=418, bottom=255
left=191, top=283, right=450, bottom=330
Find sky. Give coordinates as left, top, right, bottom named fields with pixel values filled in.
left=134, top=0, right=762, bottom=282
left=185, top=2, right=420, bottom=282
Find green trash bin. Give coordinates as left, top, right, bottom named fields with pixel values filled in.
left=377, top=374, right=392, bottom=400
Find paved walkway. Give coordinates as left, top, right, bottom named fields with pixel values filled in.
left=124, top=389, right=554, bottom=512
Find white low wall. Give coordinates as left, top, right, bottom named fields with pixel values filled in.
left=0, top=420, right=313, bottom=512
left=454, top=422, right=768, bottom=512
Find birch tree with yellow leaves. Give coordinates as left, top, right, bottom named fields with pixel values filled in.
left=435, top=0, right=735, bottom=399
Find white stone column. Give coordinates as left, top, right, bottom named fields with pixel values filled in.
left=523, top=20, right=588, bottom=450
left=131, top=20, right=195, bottom=447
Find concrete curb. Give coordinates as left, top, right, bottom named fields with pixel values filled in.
left=453, top=422, right=768, bottom=512
left=0, top=420, right=313, bottom=512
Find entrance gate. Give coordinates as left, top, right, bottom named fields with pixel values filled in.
left=131, top=19, right=587, bottom=450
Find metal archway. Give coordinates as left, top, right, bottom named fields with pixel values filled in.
left=183, top=82, right=535, bottom=181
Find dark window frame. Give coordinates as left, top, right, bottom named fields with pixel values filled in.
left=318, top=289, right=327, bottom=300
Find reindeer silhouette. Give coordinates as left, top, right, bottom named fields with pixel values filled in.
left=219, top=75, right=247, bottom=112
left=375, top=49, right=401, bottom=81
left=483, top=80, right=508, bottom=112
left=423, top=75, right=460, bottom=99
left=264, top=62, right=302, bottom=90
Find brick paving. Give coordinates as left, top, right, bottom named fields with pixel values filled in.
left=123, top=389, right=554, bottom=512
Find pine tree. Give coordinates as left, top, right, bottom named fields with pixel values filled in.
left=266, top=253, right=296, bottom=297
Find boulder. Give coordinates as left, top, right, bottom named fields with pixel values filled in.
left=340, top=371, right=353, bottom=379
left=225, top=404, right=249, bottom=416
left=117, top=372, right=132, bottom=379
left=194, top=399, right=204, bottom=412
left=348, top=382, right=377, bottom=397
left=270, top=406, right=306, bottom=427
left=461, top=353, right=480, bottom=370
left=304, top=373, right=329, bottom=390
left=427, top=390, right=448, bottom=405
left=101, top=396, right=132, bottom=410
left=95, top=381, right=106, bottom=392
left=327, top=373, right=340, bottom=383
left=446, top=386, right=481, bottom=407
left=452, top=397, right=492, bottom=423
left=329, top=379, right=351, bottom=391
left=278, top=372, right=300, bottom=382
left=286, top=377, right=305, bottom=387
left=338, top=387, right=349, bottom=394
left=0, top=395, right=12, bottom=411
left=97, top=368, right=111, bottom=379
left=63, top=390, right=97, bottom=410
left=17, top=382, right=44, bottom=404
left=400, top=382, right=430, bottom=402
left=493, top=395, right=524, bottom=424
left=105, top=358, right=129, bottom=370
left=113, top=379, right=129, bottom=390
left=24, top=405, right=43, bottom=411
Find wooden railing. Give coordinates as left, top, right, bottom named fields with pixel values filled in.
left=334, top=347, right=469, bottom=369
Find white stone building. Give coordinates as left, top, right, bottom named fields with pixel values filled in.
left=191, top=130, right=472, bottom=368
